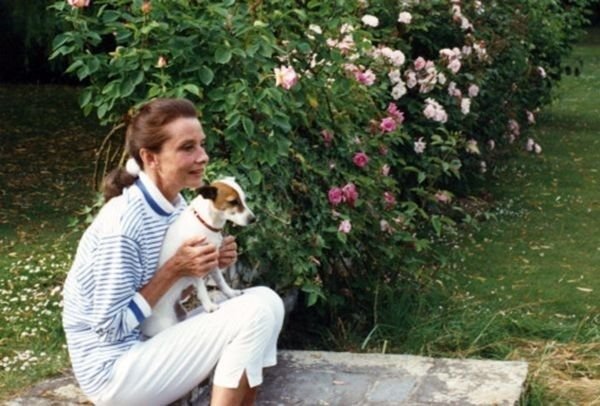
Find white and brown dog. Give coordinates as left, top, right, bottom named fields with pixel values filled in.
left=141, top=177, right=255, bottom=337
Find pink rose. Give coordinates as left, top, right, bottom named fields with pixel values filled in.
left=342, top=183, right=358, bottom=207
left=386, top=103, right=405, bottom=123
left=414, top=57, right=426, bottom=71
left=354, top=69, right=376, bottom=86
left=352, top=152, right=369, bottom=168
left=380, top=219, right=393, bottom=234
left=338, top=219, right=352, bottom=234
left=156, top=56, right=167, bottom=68
left=537, top=66, right=547, bottom=78
left=328, top=187, right=344, bottom=206
left=526, top=138, right=535, bottom=152
left=141, top=1, right=152, bottom=14
left=526, top=110, right=536, bottom=124
left=321, top=130, right=334, bottom=146
left=381, top=164, right=391, bottom=176
left=383, top=192, right=396, bottom=209
left=414, top=137, right=426, bottom=154
left=379, top=117, right=397, bottom=133
left=68, top=0, right=90, bottom=7
left=274, top=65, right=299, bottom=90
left=448, top=59, right=461, bottom=74
left=398, top=12, right=412, bottom=24
left=468, top=84, right=480, bottom=98
left=508, top=119, right=520, bottom=136
left=435, top=190, right=452, bottom=204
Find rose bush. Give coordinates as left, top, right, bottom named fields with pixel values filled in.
left=51, top=0, right=592, bottom=326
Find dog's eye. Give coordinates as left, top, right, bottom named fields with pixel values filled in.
left=228, top=199, right=239, bottom=206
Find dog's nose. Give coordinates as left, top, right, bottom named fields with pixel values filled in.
left=248, top=214, right=257, bottom=224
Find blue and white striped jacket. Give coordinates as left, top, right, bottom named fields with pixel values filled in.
left=62, top=172, right=186, bottom=397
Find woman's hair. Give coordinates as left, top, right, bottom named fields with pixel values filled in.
left=103, top=98, right=198, bottom=201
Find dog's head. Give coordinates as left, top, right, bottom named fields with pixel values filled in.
left=193, top=177, right=256, bottom=226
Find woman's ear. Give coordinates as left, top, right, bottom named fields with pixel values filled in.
left=196, top=185, right=218, bottom=201
left=139, top=148, right=157, bottom=169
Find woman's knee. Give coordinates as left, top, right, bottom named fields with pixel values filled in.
left=245, top=286, right=285, bottom=325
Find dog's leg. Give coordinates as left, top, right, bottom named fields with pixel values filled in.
left=196, top=278, right=219, bottom=312
left=211, top=268, right=243, bottom=298
left=141, top=313, right=179, bottom=337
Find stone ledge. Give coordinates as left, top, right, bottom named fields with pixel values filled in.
left=3, top=350, right=528, bottom=405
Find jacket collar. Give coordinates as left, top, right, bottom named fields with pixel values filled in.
left=135, top=172, right=182, bottom=217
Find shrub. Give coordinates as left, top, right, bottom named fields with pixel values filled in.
left=51, top=0, right=592, bottom=328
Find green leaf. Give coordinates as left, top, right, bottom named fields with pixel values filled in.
left=120, top=71, right=144, bottom=98
left=49, top=45, right=75, bottom=60
left=296, top=41, right=311, bottom=54
left=97, top=103, right=109, bottom=119
left=198, top=66, right=214, bottom=85
left=65, top=60, right=84, bottom=74
left=182, top=84, right=201, bottom=96
left=120, top=81, right=133, bottom=98
left=272, top=114, right=291, bottom=132
left=79, top=89, right=92, bottom=107
left=52, top=33, right=70, bottom=50
left=141, top=21, right=161, bottom=35
left=301, top=284, right=323, bottom=307
left=214, top=47, right=232, bottom=64
left=226, top=110, right=241, bottom=127
left=242, top=116, right=255, bottom=136
left=101, top=10, right=120, bottom=23
left=431, top=215, right=442, bottom=236
left=276, top=137, right=291, bottom=157
left=248, top=169, right=262, bottom=185
left=147, top=85, right=162, bottom=98
left=307, top=291, right=318, bottom=307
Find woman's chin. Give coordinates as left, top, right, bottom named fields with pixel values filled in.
left=187, top=176, right=204, bottom=189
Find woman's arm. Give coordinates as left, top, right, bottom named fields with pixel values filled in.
left=90, top=235, right=218, bottom=342
left=217, top=235, right=238, bottom=269
left=139, top=236, right=219, bottom=307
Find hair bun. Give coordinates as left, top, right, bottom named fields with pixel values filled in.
left=125, top=158, right=141, bottom=177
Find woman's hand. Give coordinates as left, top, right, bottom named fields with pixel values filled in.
left=218, top=235, right=238, bottom=269
left=171, top=236, right=219, bottom=278
left=140, top=236, right=218, bottom=308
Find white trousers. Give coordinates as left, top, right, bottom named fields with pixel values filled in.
left=91, top=286, right=284, bottom=406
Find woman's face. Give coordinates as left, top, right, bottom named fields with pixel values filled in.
left=143, top=116, right=209, bottom=202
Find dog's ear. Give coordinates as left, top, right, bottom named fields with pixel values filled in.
left=196, top=186, right=218, bottom=201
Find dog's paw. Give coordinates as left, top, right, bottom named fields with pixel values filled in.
left=205, top=303, right=220, bottom=313
left=224, top=288, right=243, bottom=298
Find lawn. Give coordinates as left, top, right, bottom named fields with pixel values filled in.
left=0, top=29, right=598, bottom=404
left=383, top=28, right=600, bottom=404
left=0, top=84, right=100, bottom=397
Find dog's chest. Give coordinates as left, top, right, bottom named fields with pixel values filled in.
left=160, top=210, right=222, bottom=263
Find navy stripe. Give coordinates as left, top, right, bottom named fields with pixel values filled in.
left=128, top=300, right=146, bottom=323
left=135, top=179, right=170, bottom=217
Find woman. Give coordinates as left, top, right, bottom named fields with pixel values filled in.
left=62, top=98, right=284, bottom=405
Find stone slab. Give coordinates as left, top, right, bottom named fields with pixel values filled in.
left=3, top=350, right=528, bottom=405
left=256, top=351, right=528, bottom=405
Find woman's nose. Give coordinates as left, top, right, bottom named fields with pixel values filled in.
left=196, top=147, right=209, bottom=163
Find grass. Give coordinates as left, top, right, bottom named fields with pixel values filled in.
left=0, top=84, right=100, bottom=399
left=356, top=29, right=600, bottom=405
left=1, top=30, right=599, bottom=404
